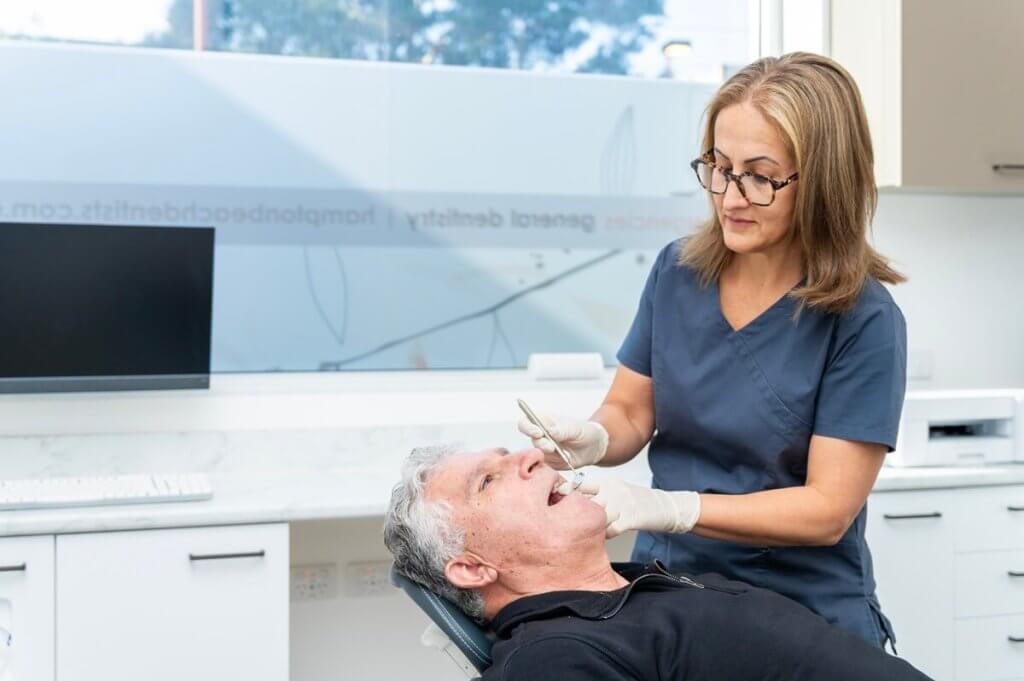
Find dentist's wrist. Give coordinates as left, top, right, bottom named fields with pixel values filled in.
left=650, top=489, right=701, bottom=534
left=583, top=420, right=610, bottom=466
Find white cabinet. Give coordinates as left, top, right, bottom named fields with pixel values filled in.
left=56, top=523, right=288, bottom=681
left=955, top=550, right=1024, bottom=618
left=871, top=484, right=1024, bottom=681
left=953, top=486, right=1024, bottom=553
left=955, top=615, right=1024, bottom=681
left=0, top=535, right=55, bottom=681
left=952, top=487, right=1024, bottom=681
left=868, top=490, right=955, bottom=680
left=831, top=0, right=1024, bottom=192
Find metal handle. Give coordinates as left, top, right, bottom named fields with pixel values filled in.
left=0, top=563, right=26, bottom=573
left=1009, top=636, right=1024, bottom=643
left=1009, top=571, right=1024, bottom=578
left=189, top=550, right=265, bottom=562
left=993, top=164, right=1024, bottom=172
left=883, top=512, right=942, bottom=520
left=1008, top=506, right=1024, bottom=512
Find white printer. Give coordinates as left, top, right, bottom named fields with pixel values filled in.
left=889, top=390, right=1021, bottom=467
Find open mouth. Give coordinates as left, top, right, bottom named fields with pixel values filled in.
left=547, top=481, right=568, bottom=506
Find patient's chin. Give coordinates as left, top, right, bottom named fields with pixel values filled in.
left=573, top=500, right=613, bottom=533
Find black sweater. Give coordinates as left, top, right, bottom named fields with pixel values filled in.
left=484, top=561, right=932, bottom=681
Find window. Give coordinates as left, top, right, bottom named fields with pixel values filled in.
left=193, top=0, right=747, bottom=81
left=0, top=1, right=190, bottom=48
left=1, top=1, right=755, bottom=81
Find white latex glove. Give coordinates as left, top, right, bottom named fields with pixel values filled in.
left=516, top=413, right=609, bottom=469
left=566, top=478, right=701, bottom=539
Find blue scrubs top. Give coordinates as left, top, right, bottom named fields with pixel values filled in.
left=618, top=240, right=907, bottom=648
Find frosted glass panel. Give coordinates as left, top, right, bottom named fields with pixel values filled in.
left=0, top=35, right=739, bottom=371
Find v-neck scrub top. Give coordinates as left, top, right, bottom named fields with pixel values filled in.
left=617, top=239, right=908, bottom=647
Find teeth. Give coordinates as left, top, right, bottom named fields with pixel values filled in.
left=547, top=480, right=568, bottom=506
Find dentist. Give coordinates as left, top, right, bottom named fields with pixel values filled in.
left=519, top=53, right=907, bottom=649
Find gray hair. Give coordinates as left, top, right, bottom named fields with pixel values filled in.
left=383, top=443, right=486, bottom=621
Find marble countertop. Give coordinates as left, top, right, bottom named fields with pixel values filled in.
left=2, top=460, right=1024, bottom=538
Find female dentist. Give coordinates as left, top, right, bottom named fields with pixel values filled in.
left=519, top=52, right=907, bottom=648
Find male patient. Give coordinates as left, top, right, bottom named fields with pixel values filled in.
left=384, top=444, right=932, bottom=681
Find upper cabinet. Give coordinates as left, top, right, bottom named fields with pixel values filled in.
left=831, top=0, right=1024, bottom=192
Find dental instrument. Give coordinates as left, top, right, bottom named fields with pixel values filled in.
left=516, top=398, right=585, bottom=491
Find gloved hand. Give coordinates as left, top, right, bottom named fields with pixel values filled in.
left=517, top=413, right=609, bottom=470
left=564, top=478, right=701, bottom=539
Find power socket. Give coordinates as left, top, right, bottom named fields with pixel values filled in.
left=291, top=563, right=338, bottom=602
left=344, top=560, right=394, bottom=597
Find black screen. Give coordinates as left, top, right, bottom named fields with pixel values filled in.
left=0, top=223, right=214, bottom=393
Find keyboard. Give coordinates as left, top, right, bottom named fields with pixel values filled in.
left=0, top=473, right=213, bottom=511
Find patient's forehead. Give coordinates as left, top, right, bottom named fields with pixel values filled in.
left=425, top=448, right=508, bottom=501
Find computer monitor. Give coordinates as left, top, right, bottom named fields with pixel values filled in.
left=0, top=222, right=214, bottom=393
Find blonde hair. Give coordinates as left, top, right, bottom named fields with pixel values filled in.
left=681, top=52, right=905, bottom=313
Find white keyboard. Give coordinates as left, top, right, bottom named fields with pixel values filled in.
left=0, top=473, right=213, bottom=511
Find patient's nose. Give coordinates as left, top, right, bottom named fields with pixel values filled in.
left=514, top=448, right=545, bottom=478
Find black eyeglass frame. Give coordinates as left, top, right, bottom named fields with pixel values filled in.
left=689, top=152, right=799, bottom=207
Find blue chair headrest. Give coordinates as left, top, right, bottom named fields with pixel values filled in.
left=390, top=564, right=494, bottom=672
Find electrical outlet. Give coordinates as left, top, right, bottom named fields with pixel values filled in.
left=291, top=563, right=338, bottom=602
left=344, top=560, right=394, bottom=597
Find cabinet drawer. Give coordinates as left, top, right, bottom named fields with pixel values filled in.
left=955, top=486, right=1024, bottom=552
left=57, top=523, right=288, bottom=681
left=867, top=491, right=955, bottom=680
left=956, top=614, right=1024, bottom=681
left=0, top=535, right=54, bottom=681
left=956, top=551, right=1024, bottom=618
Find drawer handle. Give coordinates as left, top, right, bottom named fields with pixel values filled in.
left=883, top=512, right=942, bottom=520
left=189, top=550, right=265, bottom=562
left=1010, top=636, right=1024, bottom=643
left=1008, top=506, right=1024, bottom=512
left=993, top=164, right=1024, bottom=173
left=0, top=563, right=26, bottom=573
left=1010, top=571, right=1024, bottom=578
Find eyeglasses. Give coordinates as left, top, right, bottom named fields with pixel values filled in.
left=690, top=153, right=799, bottom=207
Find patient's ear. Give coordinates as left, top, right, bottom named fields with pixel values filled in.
left=445, top=553, right=498, bottom=590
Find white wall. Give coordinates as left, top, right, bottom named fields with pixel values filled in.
left=873, top=192, right=1024, bottom=390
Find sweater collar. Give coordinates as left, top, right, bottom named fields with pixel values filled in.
left=490, top=561, right=697, bottom=637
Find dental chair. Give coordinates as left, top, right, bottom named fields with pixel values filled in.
left=390, top=565, right=493, bottom=679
